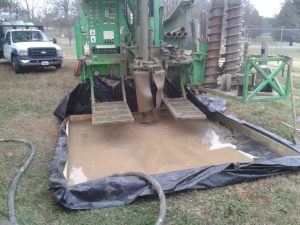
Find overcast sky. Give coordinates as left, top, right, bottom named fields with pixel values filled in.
left=17, top=0, right=285, bottom=19
left=250, top=0, right=284, bottom=18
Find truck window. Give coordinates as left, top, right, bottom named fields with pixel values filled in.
left=5, top=32, right=11, bottom=44
left=12, top=31, right=49, bottom=43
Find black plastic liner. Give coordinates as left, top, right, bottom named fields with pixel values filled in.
left=54, top=77, right=178, bottom=121
left=50, top=78, right=300, bottom=210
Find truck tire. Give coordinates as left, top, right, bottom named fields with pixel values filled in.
left=12, top=56, right=23, bottom=74
left=55, top=64, right=62, bottom=69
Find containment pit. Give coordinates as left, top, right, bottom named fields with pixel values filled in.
left=51, top=90, right=300, bottom=210
left=65, top=113, right=255, bottom=186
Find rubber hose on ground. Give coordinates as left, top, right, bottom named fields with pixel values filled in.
left=0, top=139, right=36, bottom=225
left=112, top=172, right=167, bottom=225
left=0, top=140, right=165, bottom=225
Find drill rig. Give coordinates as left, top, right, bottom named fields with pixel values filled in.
left=49, top=0, right=300, bottom=211
left=74, top=0, right=207, bottom=125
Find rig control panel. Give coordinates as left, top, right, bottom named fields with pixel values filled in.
left=84, top=0, right=122, bottom=55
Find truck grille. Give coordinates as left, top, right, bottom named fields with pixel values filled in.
left=28, top=48, right=57, bottom=58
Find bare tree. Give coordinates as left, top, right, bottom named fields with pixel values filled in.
left=272, top=0, right=300, bottom=42
left=40, top=0, right=50, bottom=28
left=23, top=0, right=32, bottom=20
left=0, top=0, right=27, bottom=21
left=192, top=0, right=211, bottom=18
left=50, top=0, right=79, bottom=45
left=17, top=0, right=39, bottom=21
left=242, top=0, right=263, bottom=38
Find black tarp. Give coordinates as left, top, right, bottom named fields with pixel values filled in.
left=50, top=79, right=300, bottom=210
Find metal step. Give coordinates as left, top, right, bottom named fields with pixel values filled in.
left=92, top=101, right=134, bottom=126
left=163, top=98, right=206, bottom=120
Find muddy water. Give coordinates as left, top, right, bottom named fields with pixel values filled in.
left=67, top=114, right=253, bottom=186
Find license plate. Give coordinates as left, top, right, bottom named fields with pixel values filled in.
left=41, top=61, right=49, bottom=66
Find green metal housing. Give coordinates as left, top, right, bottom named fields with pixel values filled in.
left=74, top=0, right=165, bottom=83
left=74, top=0, right=291, bottom=105
left=163, top=1, right=207, bottom=87
left=74, top=0, right=207, bottom=88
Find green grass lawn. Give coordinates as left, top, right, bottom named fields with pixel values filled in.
left=1, top=44, right=300, bottom=225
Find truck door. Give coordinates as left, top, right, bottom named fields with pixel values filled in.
left=3, top=32, right=12, bottom=61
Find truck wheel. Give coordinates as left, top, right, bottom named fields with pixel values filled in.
left=12, top=56, right=23, bottom=74
left=55, top=64, right=62, bottom=69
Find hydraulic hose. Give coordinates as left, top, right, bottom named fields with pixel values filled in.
left=0, top=139, right=36, bottom=225
left=0, top=139, right=166, bottom=225
left=73, top=57, right=88, bottom=78
left=112, top=172, right=167, bottom=225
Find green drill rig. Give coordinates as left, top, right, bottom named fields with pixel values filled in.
left=74, top=0, right=207, bottom=125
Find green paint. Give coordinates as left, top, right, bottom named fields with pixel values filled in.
left=74, top=0, right=209, bottom=104
left=192, top=42, right=208, bottom=84
left=149, top=0, right=163, bottom=46
left=74, top=22, right=83, bottom=59
left=243, top=56, right=291, bottom=102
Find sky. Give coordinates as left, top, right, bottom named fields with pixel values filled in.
left=1, top=0, right=285, bottom=19
left=250, top=0, right=284, bottom=18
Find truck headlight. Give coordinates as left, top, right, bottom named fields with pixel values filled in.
left=19, top=50, right=28, bottom=56
left=57, top=50, right=63, bottom=57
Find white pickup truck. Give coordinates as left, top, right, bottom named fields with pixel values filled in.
left=0, top=28, right=63, bottom=74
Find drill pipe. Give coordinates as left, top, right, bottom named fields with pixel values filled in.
left=139, top=0, right=149, bottom=61
left=200, top=11, right=208, bottom=41
left=164, top=31, right=187, bottom=39
left=224, top=0, right=243, bottom=88
left=204, top=0, right=225, bottom=88
left=176, top=32, right=184, bottom=38
left=165, top=32, right=172, bottom=39
left=170, top=27, right=186, bottom=33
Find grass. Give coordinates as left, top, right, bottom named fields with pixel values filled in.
left=223, top=47, right=300, bottom=141
left=1, top=44, right=300, bottom=225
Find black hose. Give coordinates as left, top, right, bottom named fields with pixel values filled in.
left=0, top=139, right=166, bottom=225
left=0, top=139, right=36, bottom=225
left=112, top=172, right=167, bottom=225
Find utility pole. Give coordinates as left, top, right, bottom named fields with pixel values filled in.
left=280, top=26, right=284, bottom=53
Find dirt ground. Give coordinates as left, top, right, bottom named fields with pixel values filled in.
left=1, top=44, right=300, bottom=225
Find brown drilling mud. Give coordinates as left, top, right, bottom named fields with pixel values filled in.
left=66, top=114, right=254, bottom=186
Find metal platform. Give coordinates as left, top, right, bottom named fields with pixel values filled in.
left=163, top=98, right=206, bottom=120
left=92, top=101, right=134, bottom=126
